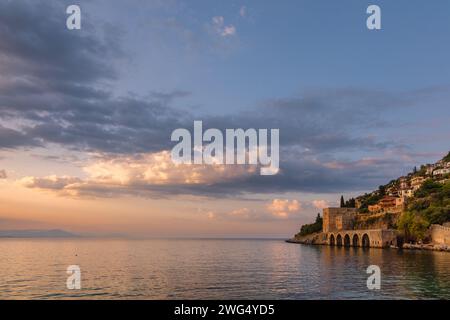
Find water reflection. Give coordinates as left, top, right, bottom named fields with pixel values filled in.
left=0, top=239, right=449, bottom=299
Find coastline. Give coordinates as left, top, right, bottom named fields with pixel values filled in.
left=286, top=235, right=450, bottom=252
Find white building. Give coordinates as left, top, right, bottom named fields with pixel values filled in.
left=433, top=168, right=450, bottom=176
left=400, top=189, right=414, bottom=198
left=426, top=165, right=436, bottom=175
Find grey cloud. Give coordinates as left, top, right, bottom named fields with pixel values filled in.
left=20, top=176, right=83, bottom=190
left=0, top=1, right=444, bottom=197
left=20, top=151, right=417, bottom=199
left=0, top=125, right=41, bottom=149
left=0, top=170, right=6, bottom=179
left=0, top=1, right=412, bottom=156
left=0, top=1, right=120, bottom=86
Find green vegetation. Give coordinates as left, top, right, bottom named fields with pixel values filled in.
left=354, top=212, right=397, bottom=230
left=344, top=198, right=356, bottom=208
left=443, top=151, right=450, bottom=162
left=357, top=192, right=383, bottom=212
left=340, top=196, right=356, bottom=208
left=414, top=179, right=442, bottom=198
left=378, top=185, right=386, bottom=196
left=417, top=165, right=427, bottom=176
left=298, top=214, right=323, bottom=236
left=400, top=179, right=450, bottom=241
left=397, top=211, right=429, bottom=242
left=296, top=151, right=450, bottom=243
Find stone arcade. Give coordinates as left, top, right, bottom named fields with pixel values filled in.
left=321, top=208, right=397, bottom=248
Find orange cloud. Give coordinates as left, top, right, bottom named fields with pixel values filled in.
left=229, top=207, right=251, bottom=218
left=266, top=199, right=301, bottom=218
left=17, top=151, right=258, bottom=198
left=312, top=199, right=329, bottom=210
left=84, top=151, right=256, bottom=185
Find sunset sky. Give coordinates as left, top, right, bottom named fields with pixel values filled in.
left=1, top=0, right=450, bottom=237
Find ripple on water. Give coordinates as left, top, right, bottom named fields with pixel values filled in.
left=0, top=239, right=449, bottom=299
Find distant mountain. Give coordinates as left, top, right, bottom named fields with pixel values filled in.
left=0, top=229, right=79, bottom=238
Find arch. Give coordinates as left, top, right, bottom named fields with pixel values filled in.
left=362, top=234, right=370, bottom=247
left=344, top=234, right=351, bottom=247
left=329, top=234, right=335, bottom=246
left=352, top=234, right=359, bottom=247
left=336, top=234, right=343, bottom=247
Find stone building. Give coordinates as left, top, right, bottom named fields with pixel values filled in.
left=322, top=208, right=357, bottom=233
left=399, top=188, right=414, bottom=198
left=399, top=177, right=410, bottom=189
left=327, top=229, right=397, bottom=248
left=380, top=196, right=404, bottom=213
left=368, top=204, right=381, bottom=213
left=434, top=168, right=450, bottom=176
left=411, top=176, right=425, bottom=191
left=430, top=224, right=450, bottom=245
left=321, top=207, right=397, bottom=248
left=367, top=196, right=404, bottom=214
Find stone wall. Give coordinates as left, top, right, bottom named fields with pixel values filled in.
left=323, top=208, right=357, bottom=233
left=353, top=212, right=398, bottom=230
left=430, top=224, right=450, bottom=245
left=327, top=229, right=397, bottom=248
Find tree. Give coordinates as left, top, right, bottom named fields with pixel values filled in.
left=378, top=185, right=386, bottom=196
left=443, top=151, right=450, bottom=162
left=340, top=196, right=345, bottom=208
left=298, top=213, right=323, bottom=236
left=347, top=198, right=356, bottom=208
left=398, top=211, right=429, bottom=242
left=415, top=179, right=442, bottom=198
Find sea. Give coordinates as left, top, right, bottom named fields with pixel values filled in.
left=0, top=238, right=449, bottom=299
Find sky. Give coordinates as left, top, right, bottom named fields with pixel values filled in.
left=0, top=0, right=449, bottom=238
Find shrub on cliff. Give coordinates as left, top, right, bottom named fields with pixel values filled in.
left=299, top=214, right=323, bottom=236
left=443, top=151, right=450, bottom=162
left=401, top=180, right=450, bottom=241
left=412, top=181, right=450, bottom=216
left=398, top=211, right=430, bottom=242
left=357, top=193, right=383, bottom=212
left=415, top=179, right=442, bottom=198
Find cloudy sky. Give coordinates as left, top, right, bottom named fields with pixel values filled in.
left=0, top=0, right=449, bottom=237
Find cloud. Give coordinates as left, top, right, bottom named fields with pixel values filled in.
left=229, top=207, right=251, bottom=218
left=19, top=175, right=83, bottom=190
left=312, top=200, right=329, bottom=210
left=83, top=151, right=256, bottom=185
left=0, top=0, right=121, bottom=93
left=0, top=125, right=41, bottom=149
left=266, top=199, right=301, bottom=218
left=211, top=205, right=301, bottom=221
left=17, top=151, right=258, bottom=198
left=0, top=170, right=7, bottom=179
left=211, top=16, right=236, bottom=37
left=16, top=145, right=429, bottom=199
left=2, top=1, right=449, bottom=198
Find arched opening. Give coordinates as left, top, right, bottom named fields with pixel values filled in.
left=362, top=234, right=370, bottom=248
left=352, top=234, right=359, bottom=247
left=344, top=234, right=351, bottom=247
left=336, top=234, right=343, bottom=247
left=329, top=234, right=335, bottom=246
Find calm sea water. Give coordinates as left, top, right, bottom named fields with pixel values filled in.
left=0, top=238, right=449, bottom=299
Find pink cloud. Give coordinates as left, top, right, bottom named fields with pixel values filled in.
left=312, top=199, right=329, bottom=210
left=266, top=199, right=301, bottom=218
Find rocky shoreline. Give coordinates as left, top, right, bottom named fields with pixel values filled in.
left=286, top=235, right=450, bottom=252
left=402, top=243, right=450, bottom=252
